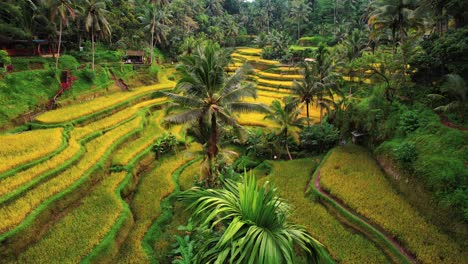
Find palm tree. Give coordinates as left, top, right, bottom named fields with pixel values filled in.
left=140, top=2, right=172, bottom=54
left=264, top=97, right=303, bottom=160
left=164, top=42, right=267, bottom=186
left=428, top=74, right=467, bottom=123
left=83, top=0, right=111, bottom=71
left=292, top=62, right=323, bottom=126
left=145, top=0, right=169, bottom=64
left=180, top=173, right=326, bottom=264
left=343, top=29, right=367, bottom=61
left=315, top=45, right=342, bottom=124
left=46, top=0, right=75, bottom=69
left=289, top=0, right=313, bottom=40
left=369, top=0, right=426, bottom=47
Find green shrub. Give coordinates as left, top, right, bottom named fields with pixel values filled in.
left=146, top=65, right=160, bottom=82
left=0, top=50, right=11, bottom=67
left=152, top=133, right=178, bottom=158
left=300, top=123, right=339, bottom=153
left=58, top=55, right=79, bottom=70
left=394, top=142, right=417, bottom=165
left=80, top=68, right=95, bottom=83
left=232, top=155, right=260, bottom=172
left=398, top=110, right=420, bottom=135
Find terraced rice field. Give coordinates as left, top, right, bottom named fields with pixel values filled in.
left=256, top=159, right=390, bottom=264
left=0, top=48, right=435, bottom=263
left=0, top=69, right=198, bottom=263
left=319, top=145, right=468, bottom=264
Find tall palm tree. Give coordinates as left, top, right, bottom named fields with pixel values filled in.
left=292, top=62, right=323, bottom=126
left=289, top=0, right=312, bottom=40
left=428, top=74, right=467, bottom=123
left=343, top=29, right=367, bottom=61
left=315, top=45, right=342, bottom=124
left=180, top=173, right=326, bottom=264
left=369, top=0, right=426, bottom=47
left=83, top=0, right=111, bottom=71
left=47, top=0, right=75, bottom=69
left=264, top=97, right=303, bottom=160
left=164, top=42, right=267, bottom=186
left=140, top=3, right=172, bottom=53
left=146, top=0, right=169, bottom=64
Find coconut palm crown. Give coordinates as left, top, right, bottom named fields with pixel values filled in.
left=164, top=41, right=268, bottom=185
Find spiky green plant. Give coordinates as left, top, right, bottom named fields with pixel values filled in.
left=180, top=174, right=327, bottom=264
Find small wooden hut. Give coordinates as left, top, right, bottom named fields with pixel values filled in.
left=123, top=50, right=145, bottom=64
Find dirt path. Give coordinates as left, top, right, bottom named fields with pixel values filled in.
left=314, top=170, right=417, bottom=264
left=439, top=115, right=468, bottom=131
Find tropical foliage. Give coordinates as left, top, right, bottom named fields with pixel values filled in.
left=179, top=174, right=327, bottom=264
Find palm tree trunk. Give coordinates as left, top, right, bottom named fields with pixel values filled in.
left=150, top=3, right=157, bottom=65
left=319, top=103, right=323, bottom=126
left=306, top=101, right=310, bottom=126
left=285, top=130, right=292, bottom=160
left=91, top=25, right=95, bottom=71
left=208, top=113, right=218, bottom=186
left=55, top=19, right=62, bottom=70
left=297, top=21, right=300, bottom=40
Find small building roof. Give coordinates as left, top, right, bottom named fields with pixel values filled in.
left=126, top=50, right=144, bottom=56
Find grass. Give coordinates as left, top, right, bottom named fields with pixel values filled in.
left=256, top=159, right=390, bottom=264
left=289, top=45, right=318, bottom=51
left=70, top=97, right=166, bottom=141
left=268, top=67, right=301, bottom=74
left=0, top=138, right=82, bottom=202
left=319, top=145, right=467, bottom=264
left=236, top=112, right=278, bottom=127
left=343, top=76, right=372, bottom=84
left=231, top=53, right=280, bottom=66
left=116, top=144, right=202, bottom=263
left=256, top=85, right=293, bottom=94
left=256, top=77, right=295, bottom=89
left=257, top=71, right=303, bottom=81
left=35, top=71, right=174, bottom=124
left=0, top=128, right=64, bottom=175
left=112, top=111, right=165, bottom=167
left=0, top=117, right=142, bottom=235
left=235, top=48, right=263, bottom=56
left=179, top=159, right=202, bottom=191
left=13, top=172, right=127, bottom=263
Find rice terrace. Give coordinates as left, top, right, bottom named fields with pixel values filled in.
left=0, top=0, right=466, bottom=263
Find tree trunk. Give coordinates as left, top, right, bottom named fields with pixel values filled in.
left=297, top=20, right=300, bottom=40
left=150, top=3, right=157, bottom=65
left=285, top=130, right=292, bottom=160
left=306, top=101, right=310, bottom=126
left=92, top=26, right=95, bottom=71
left=207, top=113, right=218, bottom=186
left=319, top=103, right=323, bottom=126
left=55, top=19, right=62, bottom=70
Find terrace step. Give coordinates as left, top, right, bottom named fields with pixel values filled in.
left=0, top=117, right=144, bottom=257
left=116, top=144, right=201, bottom=263
left=13, top=172, right=128, bottom=263
left=0, top=128, right=65, bottom=178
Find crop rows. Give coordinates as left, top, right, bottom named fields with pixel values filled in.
left=319, top=145, right=467, bottom=264
left=35, top=72, right=174, bottom=124
left=13, top=172, right=128, bottom=263
left=0, top=138, right=82, bottom=203
left=256, top=159, right=390, bottom=264
left=0, top=128, right=64, bottom=175
left=0, top=116, right=142, bottom=235
left=112, top=112, right=165, bottom=167
left=117, top=144, right=202, bottom=263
